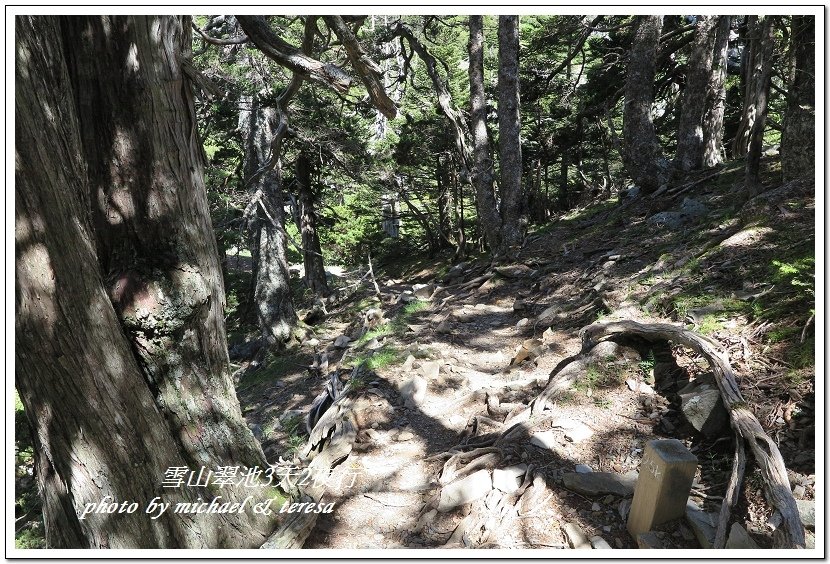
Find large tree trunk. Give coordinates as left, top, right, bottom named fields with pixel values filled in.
left=468, top=15, right=503, bottom=257
left=781, top=16, right=815, bottom=181
left=675, top=15, right=717, bottom=172
left=16, top=15, right=277, bottom=548
left=743, top=17, right=775, bottom=196
left=622, top=15, right=670, bottom=193
left=702, top=16, right=732, bottom=168
left=732, top=16, right=774, bottom=160
left=436, top=155, right=453, bottom=247
left=497, top=15, right=524, bottom=260
left=296, top=151, right=329, bottom=296
left=242, top=100, right=298, bottom=344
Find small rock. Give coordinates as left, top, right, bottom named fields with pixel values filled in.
left=564, top=423, right=594, bottom=443
left=626, top=378, right=655, bottom=395
left=725, top=523, right=759, bottom=549
left=562, top=522, right=592, bottom=549
left=793, top=484, right=806, bottom=498
left=591, top=502, right=601, bottom=511
left=447, top=414, right=466, bottom=429
left=618, top=499, right=631, bottom=520
left=685, top=501, right=717, bottom=549
left=400, top=375, right=427, bottom=408
left=614, top=538, right=624, bottom=548
left=365, top=337, right=383, bottom=350
left=453, top=309, right=474, bottom=323
left=636, top=531, right=664, bottom=549
left=529, top=431, right=560, bottom=450
left=513, top=299, right=525, bottom=311
left=806, top=531, right=815, bottom=549
left=437, top=470, right=493, bottom=512
left=420, top=361, right=441, bottom=379
left=304, top=338, right=320, bottom=347
left=396, top=430, right=415, bottom=441
left=399, top=291, right=417, bottom=303
left=562, top=472, right=636, bottom=497
left=647, top=211, right=686, bottom=229
left=681, top=197, right=708, bottom=218
left=413, top=283, right=435, bottom=300
left=435, top=320, right=452, bottom=334
left=495, top=264, right=531, bottom=279
left=516, top=317, right=530, bottom=328
left=365, top=428, right=381, bottom=441
left=602, top=525, right=612, bottom=533
left=797, top=499, right=815, bottom=529
left=333, top=335, right=352, bottom=348
left=590, top=535, right=613, bottom=549
left=680, top=387, right=729, bottom=438
left=401, top=354, right=416, bottom=372
left=493, top=465, right=527, bottom=493
left=575, top=464, right=593, bottom=474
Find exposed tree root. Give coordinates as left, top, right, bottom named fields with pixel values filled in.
left=575, top=320, right=805, bottom=549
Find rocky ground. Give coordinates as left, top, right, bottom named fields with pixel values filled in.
left=233, top=160, right=816, bottom=550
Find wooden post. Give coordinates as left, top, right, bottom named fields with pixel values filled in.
left=627, top=439, right=698, bottom=538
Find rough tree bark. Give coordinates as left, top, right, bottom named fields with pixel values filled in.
left=675, top=15, right=717, bottom=172
left=781, top=16, right=815, bottom=181
left=497, top=15, right=524, bottom=260
left=622, top=15, right=671, bottom=193
left=16, top=15, right=277, bottom=548
left=468, top=15, right=503, bottom=257
left=702, top=16, right=732, bottom=168
left=743, top=16, right=775, bottom=196
left=239, top=17, right=320, bottom=343
left=241, top=99, right=299, bottom=344
left=296, top=151, right=330, bottom=296
left=732, top=16, right=773, bottom=160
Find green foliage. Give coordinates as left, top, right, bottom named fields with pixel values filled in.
left=575, top=361, right=626, bottom=393
left=364, top=346, right=401, bottom=371
left=771, top=256, right=815, bottom=297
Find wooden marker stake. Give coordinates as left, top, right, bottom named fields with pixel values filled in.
left=627, top=439, right=698, bottom=539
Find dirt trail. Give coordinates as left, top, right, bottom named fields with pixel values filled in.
left=236, top=172, right=815, bottom=550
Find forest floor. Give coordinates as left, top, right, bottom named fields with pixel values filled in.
left=232, top=156, right=816, bottom=550
left=13, top=156, right=815, bottom=550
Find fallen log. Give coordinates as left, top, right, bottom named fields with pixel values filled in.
left=578, top=320, right=805, bottom=549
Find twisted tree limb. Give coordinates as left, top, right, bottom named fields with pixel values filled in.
left=236, top=15, right=352, bottom=93
left=323, top=15, right=397, bottom=119
left=578, top=320, right=805, bottom=549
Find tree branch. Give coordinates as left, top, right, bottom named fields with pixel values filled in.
left=323, top=15, right=397, bottom=119
left=191, top=21, right=249, bottom=45
left=235, top=15, right=352, bottom=94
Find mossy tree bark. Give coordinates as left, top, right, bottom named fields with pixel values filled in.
left=16, top=15, right=278, bottom=548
